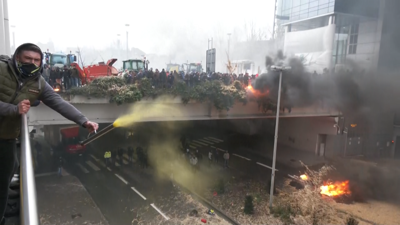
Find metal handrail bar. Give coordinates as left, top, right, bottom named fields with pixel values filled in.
left=20, top=114, right=39, bottom=225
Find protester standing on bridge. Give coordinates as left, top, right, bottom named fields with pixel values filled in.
left=0, top=43, right=99, bottom=225
left=42, top=64, right=50, bottom=83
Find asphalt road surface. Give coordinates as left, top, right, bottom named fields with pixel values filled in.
left=63, top=153, right=172, bottom=224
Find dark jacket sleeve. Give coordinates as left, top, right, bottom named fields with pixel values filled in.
left=38, top=82, right=88, bottom=126
left=0, top=101, right=18, bottom=116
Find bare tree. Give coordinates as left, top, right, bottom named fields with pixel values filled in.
left=76, top=47, right=85, bottom=68
left=225, top=51, right=237, bottom=74
left=244, top=22, right=269, bottom=41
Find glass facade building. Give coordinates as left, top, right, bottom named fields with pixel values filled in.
left=277, top=0, right=383, bottom=73
left=277, top=0, right=336, bottom=23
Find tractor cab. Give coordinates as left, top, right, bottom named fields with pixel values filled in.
left=123, top=59, right=145, bottom=72
left=166, top=63, right=182, bottom=73
left=184, top=63, right=203, bottom=73
left=44, top=52, right=77, bottom=68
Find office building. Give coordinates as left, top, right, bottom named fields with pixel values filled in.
left=275, top=0, right=400, bottom=74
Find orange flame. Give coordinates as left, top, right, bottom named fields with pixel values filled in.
left=320, top=180, right=351, bottom=197
left=300, top=174, right=308, bottom=180
left=246, top=84, right=269, bottom=97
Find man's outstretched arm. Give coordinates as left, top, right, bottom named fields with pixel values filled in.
left=38, top=82, right=89, bottom=127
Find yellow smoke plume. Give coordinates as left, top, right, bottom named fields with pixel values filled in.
left=113, top=96, right=183, bottom=128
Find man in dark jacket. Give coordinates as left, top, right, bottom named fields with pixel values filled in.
left=0, top=43, right=99, bottom=225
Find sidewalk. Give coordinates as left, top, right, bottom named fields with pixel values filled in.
left=36, top=175, right=108, bottom=225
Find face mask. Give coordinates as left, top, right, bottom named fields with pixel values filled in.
left=17, top=61, right=40, bottom=77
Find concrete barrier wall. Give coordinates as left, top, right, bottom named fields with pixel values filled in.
left=277, top=117, right=337, bottom=154
left=28, top=95, right=341, bottom=126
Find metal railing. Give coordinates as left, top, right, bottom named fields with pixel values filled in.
left=20, top=114, right=39, bottom=225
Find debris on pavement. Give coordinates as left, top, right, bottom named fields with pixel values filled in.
left=137, top=188, right=231, bottom=225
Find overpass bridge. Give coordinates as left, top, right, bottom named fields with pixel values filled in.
left=28, top=95, right=342, bottom=126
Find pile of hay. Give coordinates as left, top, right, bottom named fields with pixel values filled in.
left=68, top=76, right=247, bottom=110
left=201, top=163, right=360, bottom=225
left=273, top=163, right=355, bottom=225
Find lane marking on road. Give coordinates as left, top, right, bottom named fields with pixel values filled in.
left=90, top=154, right=100, bottom=162
left=190, top=142, right=202, bottom=147
left=256, top=162, right=279, bottom=171
left=211, top=146, right=225, bottom=152
left=98, top=160, right=106, bottom=168
left=189, top=145, right=197, bottom=149
left=193, top=140, right=207, bottom=146
left=196, top=139, right=211, bottom=145
left=115, top=162, right=121, bottom=167
left=76, top=163, right=89, bottom=173
left=90, top=154, right=106, bottom=167
left=35, top=172, right=57, bottom=177
left=208, top=137, right=223, bottom=142
left=198, top=139, right=214, bottom=144
left=150, top=203, right=170, bottom=220
left=115, top=174, right=128, bottom=185
left=131, top=187, right=147, bottom=200
left=86, top=161, right=101, bottom=171
left=204, top=137, right=220, bottom=142
left=107, top=167, right=112, bottom=171
left=232, top=153, right=251, bottom=161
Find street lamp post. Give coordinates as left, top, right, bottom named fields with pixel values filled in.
left=11, top=25, right=15, bottom=53
left=3, top=0, right=10, bottom=55
left=269, top=65, right=290, bottom=208
left=117, top=34, right=121, bottom=59
left=227, top=33, right=231, bottom=57
left=125, top=24, right=129, bottom=59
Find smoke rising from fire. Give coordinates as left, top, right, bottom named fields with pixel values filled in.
left=254, top=51, right=400, bottom=202
left=252, top=51, right=400, bottom=129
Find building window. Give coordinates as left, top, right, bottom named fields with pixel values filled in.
left=348, top=23, right=359, bottom=54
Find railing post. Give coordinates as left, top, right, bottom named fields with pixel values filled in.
left=20, top=114, right=39, bottom=225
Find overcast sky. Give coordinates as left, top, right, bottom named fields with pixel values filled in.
left=8, top=0, right=275, bottom=55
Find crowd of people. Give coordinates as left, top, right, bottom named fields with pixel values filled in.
left=120, top=68, right=259, bottom=88
left=41, top=64, right=81, bottom=90
left=104, top=146, right=148, bottom=169
left=42, top=63, right=259, bottom=92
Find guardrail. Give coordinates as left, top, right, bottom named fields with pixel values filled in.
left=20, top=114, right=39, bottom=225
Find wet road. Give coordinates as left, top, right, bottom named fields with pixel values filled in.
left=63, top=152, right=172, bottom=224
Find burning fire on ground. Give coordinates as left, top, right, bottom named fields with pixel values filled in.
left=246, top=84, right=269, bottom=98
left=320, top=180, right=351, bottom=197
left=300, top=174, right=308, bottom=180
left=299, top=174, right=351, bottom=197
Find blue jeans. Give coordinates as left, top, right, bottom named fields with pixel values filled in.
left=73, top=77, right=79, bottom=87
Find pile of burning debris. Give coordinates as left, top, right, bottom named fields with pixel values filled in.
left=288, top=162, right=355, bottom=204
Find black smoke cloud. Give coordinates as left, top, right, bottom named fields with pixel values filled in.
left=252, top=51, right=400, bottom=136
left=254, top=51, right=375, bottom=113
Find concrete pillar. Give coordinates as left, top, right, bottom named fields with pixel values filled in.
left=329, top=15, right=336, bottom=25
left=0, top=0, right=6, bottom=54
left=3, top=0, right=10, bottom=56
